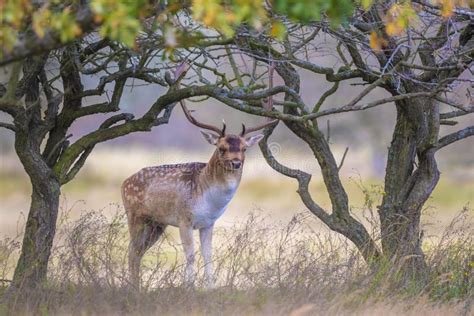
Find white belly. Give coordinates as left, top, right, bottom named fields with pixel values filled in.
left=192, top=184, right=237, bottom=228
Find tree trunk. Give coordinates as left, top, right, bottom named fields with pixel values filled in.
left=379, top=204, right=429, bottom=280
left=380, top=152, right=439, bottom=282
left=11, top=177, right=60, bottom=289
left=11, top=113, right=62, bottom=290
left=380, top=96, right=440, bottom=283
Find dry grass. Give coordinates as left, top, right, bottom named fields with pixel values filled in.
left=0, top=206, right=472, bottom=315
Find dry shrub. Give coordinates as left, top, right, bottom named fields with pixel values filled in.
left=426, top=207, right=473, bottom=302
left=0, top=203, right=472, bottom=315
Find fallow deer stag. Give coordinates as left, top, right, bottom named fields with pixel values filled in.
left=122, top=101, right=277, bottom=288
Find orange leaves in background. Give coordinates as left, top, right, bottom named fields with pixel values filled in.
left=439, top=0, right=455, bottom=17
left=369, top=31, right=388, bottom=51
left=385, top=2, right=417, bottom=37
left=381, top=0, right=470, bottom=41
left=192, top=0, right=267, bottom=37
left=437, top=0, right=470, bottom=18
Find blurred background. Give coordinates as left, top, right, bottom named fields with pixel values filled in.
left=1, top=50, right=473, bottom=240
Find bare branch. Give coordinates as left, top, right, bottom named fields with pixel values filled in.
left=70, top=78, right=127, bottom=120
left=291, top=59, right=364, bottom=82
left=258, top=127, right=332, bottom=224
left=344, top=75, right=388, bottom=108
left=241, top=62, right=278, bottom=136
left=226, top=46, right=244, bottom=87
left=258, top=121, right=381, bottom=262
left=312, top=82, right=339, bottom=113
left=437, top=125, right=474, bottom=150
left=220, top=90, right=443, bottom=123
left=100, top=113, right=135, bottom=129
left=440, top=120, right=458, bottom=126
left=0, top=122, right=16, bottom=132
left=440, top=106, right=474, bottom=119
left=62, top=146, right=94, bottom=184
left=308, top=91, right=440, bottom=120
left=326, top=120, right=330, bottom=143
left=44, top=134, right=72, bottom=163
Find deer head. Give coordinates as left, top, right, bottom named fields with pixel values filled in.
left=180, top=101, right=277, bottom=171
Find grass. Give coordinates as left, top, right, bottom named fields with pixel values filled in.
left=0, top=207, right=472, bottom=315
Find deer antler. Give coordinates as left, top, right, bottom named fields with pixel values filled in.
left=176, top=61, right=225, bottom=136
left=180, top=101, right=226, bottom=136
left=240, top=119, right=278, bottom=136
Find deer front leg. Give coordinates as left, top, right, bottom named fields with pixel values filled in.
left=199, top=225, right=214, bottom=288
left=179, top=224, right=195, bottom=286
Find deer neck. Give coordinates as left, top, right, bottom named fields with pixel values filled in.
left=201, top=150, right=242, bottom=190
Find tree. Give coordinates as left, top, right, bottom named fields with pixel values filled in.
left=221, top=2, right=474, bottom=282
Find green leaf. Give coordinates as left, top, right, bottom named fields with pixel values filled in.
left=361, top=0, right=373, bottom=10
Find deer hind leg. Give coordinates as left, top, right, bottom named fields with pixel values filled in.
left=128, top=217, right=165, bottom=289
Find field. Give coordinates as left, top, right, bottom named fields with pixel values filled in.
left=1, top=146, right=473, bottom=237
left=0, top=147, right=473, bottom=315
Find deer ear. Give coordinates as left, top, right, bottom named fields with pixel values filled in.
left=245, top=134, right=264, bottom=147
left=200, top=130, right=220, bottom=145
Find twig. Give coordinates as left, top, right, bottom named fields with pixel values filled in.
left=45, top=134, right=73, bottom=163
left=338, top=147, right=349, bottom=171
left=326, top=120, right=330, bottom=143
left=313, top=82, right=339, bottom=113
left=440, top=120, right=458, bottom=126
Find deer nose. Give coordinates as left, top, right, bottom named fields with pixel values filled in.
left=231, top=160, right=242, bottom=169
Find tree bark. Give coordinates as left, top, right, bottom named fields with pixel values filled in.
left=379, top=96, right=440, bottom=282
left=10, top=55, right=62, bottom=289
left=12, top=178, right=60, bottom=289
left=11, top=127, right=61, bottom=289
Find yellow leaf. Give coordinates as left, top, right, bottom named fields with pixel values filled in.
left=361, top=0, right=373, bottom=10
left=386, top=22, right=402, bottom=36
left=440, top=0, right=454, bottom=18
left=270, top=21, right=286, bottom=41
left=369, top=31, right=387, bottom=51
left=32, top=8, right=52, bottom=39
left=385, top=2, right=418, bottom=36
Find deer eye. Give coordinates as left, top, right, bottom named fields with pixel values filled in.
left=219, top=148, right=226, bottom=154
left=242, top=148, right=247, bottom=152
